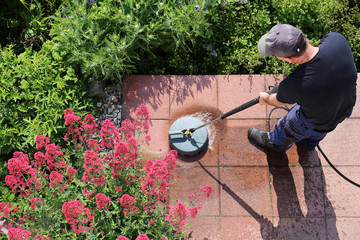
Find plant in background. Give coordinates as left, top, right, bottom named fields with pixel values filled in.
left=49, top=0, right=212, bottom=83
left=0, top=0, right=64, bottom=53
left=170, top=0, right=360, bottom=75
left=199, top=0, right=294, bottom=75
left=0, top=105, right=213, bottom=239
left=0, top=44, right=94, bottom=162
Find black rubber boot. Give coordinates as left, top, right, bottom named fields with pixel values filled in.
left=248, top=127, right=273, bottom=154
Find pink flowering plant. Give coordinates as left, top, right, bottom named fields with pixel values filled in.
left=0, top=104, right=213, bottom=240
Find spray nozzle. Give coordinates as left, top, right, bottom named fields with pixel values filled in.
left=183, top=128, right=193, bottom=137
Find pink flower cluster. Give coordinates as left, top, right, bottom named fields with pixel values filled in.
left=49, top=171, right=64, bottom=188
left=82, top=150, right=105, bottom=186
left=66, top=167, right=77, bottom=183
left=141, top=150, right=177, bottom=201
left=35, top=135, right=49, bottom=150
left=82, top=114, right=98, bottom=138
left=64, top=109, right=81, bottom=126
left=5, top=152, right=41, bottom=197
left=188, top=206, right=199, bottom=218
left=119, top=104, right=151, bottom=144
left=96, top=193, right=111, bottom=210
left=44, top=143, right=66, bottom=171
left=187, top=185, right=213, bottom=219
left=100, top=119, right=120, bottom=148
left=108, top=138, right=138, bottom=179
left=135, top=104, right=150, bottom=121
left=29, top=197, right=41, bottom=210
left=119, top=194, right=139, bottom=215
left=0, top=202, right=13, bottom=220
left=165, top=202, right=188, bottom=232
left=62, top=200, right=94, bottom=234
left=5, top=139, right=70, bottom=198
left=117, top=233, right=150, bottom=240
left=199, top=185, right=213, bottom=199
left=8, top=228, right=32, bottom=240
left=33, top=234, right=50, bottom=240
left=64, top=109, right=98, bottom=144
left=117, top=236, right=130, bottom=240
left=165, top=185, right=213, bottom=232
left=64, top=105, right=150, bottom=151
left=86, top=139, right=101, bottom=151
left=135, top=234, right=150, bottom=240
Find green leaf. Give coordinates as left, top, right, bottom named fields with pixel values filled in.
left=20, top=79, right=29, bottom=89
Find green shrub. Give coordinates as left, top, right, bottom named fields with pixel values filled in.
left=0, top=43, right=95, bottom=160
left=49, top=0, right=212, bottom=82
left=0, top=0, right=64, bottom=53
left=144, top=0, right=296, bottom=75
left=162, top=0, right=360, bottom=75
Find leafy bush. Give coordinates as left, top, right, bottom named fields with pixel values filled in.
left=49, top=0, right=212, bottom=82
left=0, top=43, right=94, bottom=160
left=139, top=0, right=295, bottom=75
left=0, top=106, right=212, bottom=239
left=0, top=0, right=64, bottom=53
left=151, top=0, right=360, bottom=75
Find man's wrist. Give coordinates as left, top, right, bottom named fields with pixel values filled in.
left=259, top=92, right=269, bottom=105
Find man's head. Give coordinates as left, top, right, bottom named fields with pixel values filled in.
left=258, top=24, right=307, bottom=59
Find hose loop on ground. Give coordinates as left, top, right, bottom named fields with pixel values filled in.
left=267, top=107, right=360, bottom=188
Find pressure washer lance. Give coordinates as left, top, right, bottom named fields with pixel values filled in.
left=169, top=86, right=279, bottom=137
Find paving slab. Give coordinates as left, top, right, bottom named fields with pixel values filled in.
left=272, top=217, right=327, bottom=240
left=326, top=217, right=360, bottom=240
left=123, top=74, right=360, bottom=240
left=270, top=166, right=325, bottom=218
left=169, top=166, right=220, bottom=216
left=221, top=217, right=273, bottom=240
left=219, top=119, right=267, bottom=166
left=185, top=217, right=221, bottom=240
left=123, top=75, right=171, bottom=120
left=218, top=75, right=266, bottom=119
left=323, top=167, right=360, bottom=217
left=220, top=166, right=272, bottom=217
left=169, top=75, right=218, bottom=118
left=319, top=118, right=360, bottom=166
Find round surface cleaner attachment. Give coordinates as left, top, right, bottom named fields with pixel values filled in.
left=168, top=116, right=209, bottom=156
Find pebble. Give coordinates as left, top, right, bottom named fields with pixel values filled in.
left=95, top=84, right=122, bottom=128
left=1, top=220, right=8, bottom=235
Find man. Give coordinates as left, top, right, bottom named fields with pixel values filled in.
left=248, top=24, right=357, bottom=153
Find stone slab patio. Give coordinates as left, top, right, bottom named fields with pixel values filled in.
left=123, top=75, right=360, bottom=240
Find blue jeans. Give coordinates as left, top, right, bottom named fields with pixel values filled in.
left=269, top=105, right=327, bottom=151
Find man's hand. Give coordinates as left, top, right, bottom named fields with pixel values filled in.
left=259, top=92, right=270, bottom=105
left=259, top=92, right=287, bottom=107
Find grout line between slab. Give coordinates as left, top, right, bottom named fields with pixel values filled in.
left=321, top=165, right=360, bottom=168
left=216, top=76, right=223, bottom=240
left=319, top=161, right=329, bottom=240
left=268, top=160, right=275, bottom=239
